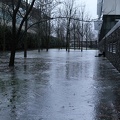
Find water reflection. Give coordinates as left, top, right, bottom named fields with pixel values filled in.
left=65, top=61, right=82, bottom=80
left=0, top=50, right=120, bottom=120
left=93, top=58, right=120, bottom=120
left=0, top=69, right=19, bottom=120
left=9, top=77, right=18, bottom=119
left=0, top=52, right=51, bottom=120
left=24, top=59, right=27, bottom=72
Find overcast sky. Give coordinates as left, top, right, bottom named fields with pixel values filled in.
left=78, top=0, right=98, bottom=19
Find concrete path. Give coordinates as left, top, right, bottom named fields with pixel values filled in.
left=0, top=49, right=120, bottom=120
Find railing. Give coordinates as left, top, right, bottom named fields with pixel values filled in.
left=99, top=21, right=120, bottom=72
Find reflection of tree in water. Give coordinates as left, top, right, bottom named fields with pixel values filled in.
left=0, top=70, right=19, bottom=119
left=7, top=70, right=28, bottom=120
left=9, top=71, right=19, bottom=119
left=65, top=61, right=81, bottom=80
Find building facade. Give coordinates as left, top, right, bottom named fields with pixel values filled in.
left=96, top=0, right=120, bottom=41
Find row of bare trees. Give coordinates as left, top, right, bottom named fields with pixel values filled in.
left=53, top=0, right=96, bottom=51
left=0, top=0, right=95, bottom=67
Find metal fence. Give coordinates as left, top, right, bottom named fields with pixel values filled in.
left=99, top=21, right=120, bottom=72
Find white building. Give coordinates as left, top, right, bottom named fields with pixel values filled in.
left=96, top=0, right=120, bottom=41
left=97, top=0, right=120, bottom=18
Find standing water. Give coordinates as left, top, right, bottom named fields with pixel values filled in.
left=0, top=49, right=120, bottom=120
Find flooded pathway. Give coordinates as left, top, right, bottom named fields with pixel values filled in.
left=0, top=49, right=120, bottom=120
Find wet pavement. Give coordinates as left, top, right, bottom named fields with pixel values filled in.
left=0, top=49, right=120, bottom=120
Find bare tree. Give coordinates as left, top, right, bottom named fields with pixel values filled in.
left=4, top=0, right=36, bottom=67
left=75, top=5, right=91, bottom=51
left=0, top=0, right=95, bottom=67
left=62, top=0, right=77, bottom=52
left=84, top=22, right=92, bottom=50
left=53, top=7, right=65, bottom=49
left=34, top=0, right=62, bottom=51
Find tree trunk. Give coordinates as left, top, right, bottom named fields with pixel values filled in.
left=24, top=17, right=27, bottom=58
left=8, top=0, right=35, bottom=66
left=24, top=0, right=28, bottom=58
left=24, top=36, right=27, bottom=58
left=68, top=32, right=70, bottom=52
left=73, top=24, right=76, bottom=50
left=66, top=27, right=69, bottom=51
left=2, top=15, right=6, bottom=51
left=9, top=32, right=17, bottom=67
left=66, top=34, right=68, bottom=51
left=9, top=46, right=16, bottom=67
left=46, top=19, right=50, bottom=52
left=9, top=13, right=17, bottom=67
left=86, top=34, right=88, bottom=50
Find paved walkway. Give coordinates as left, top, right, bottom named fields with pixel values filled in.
left=0, top=49, right=120, bottom=120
